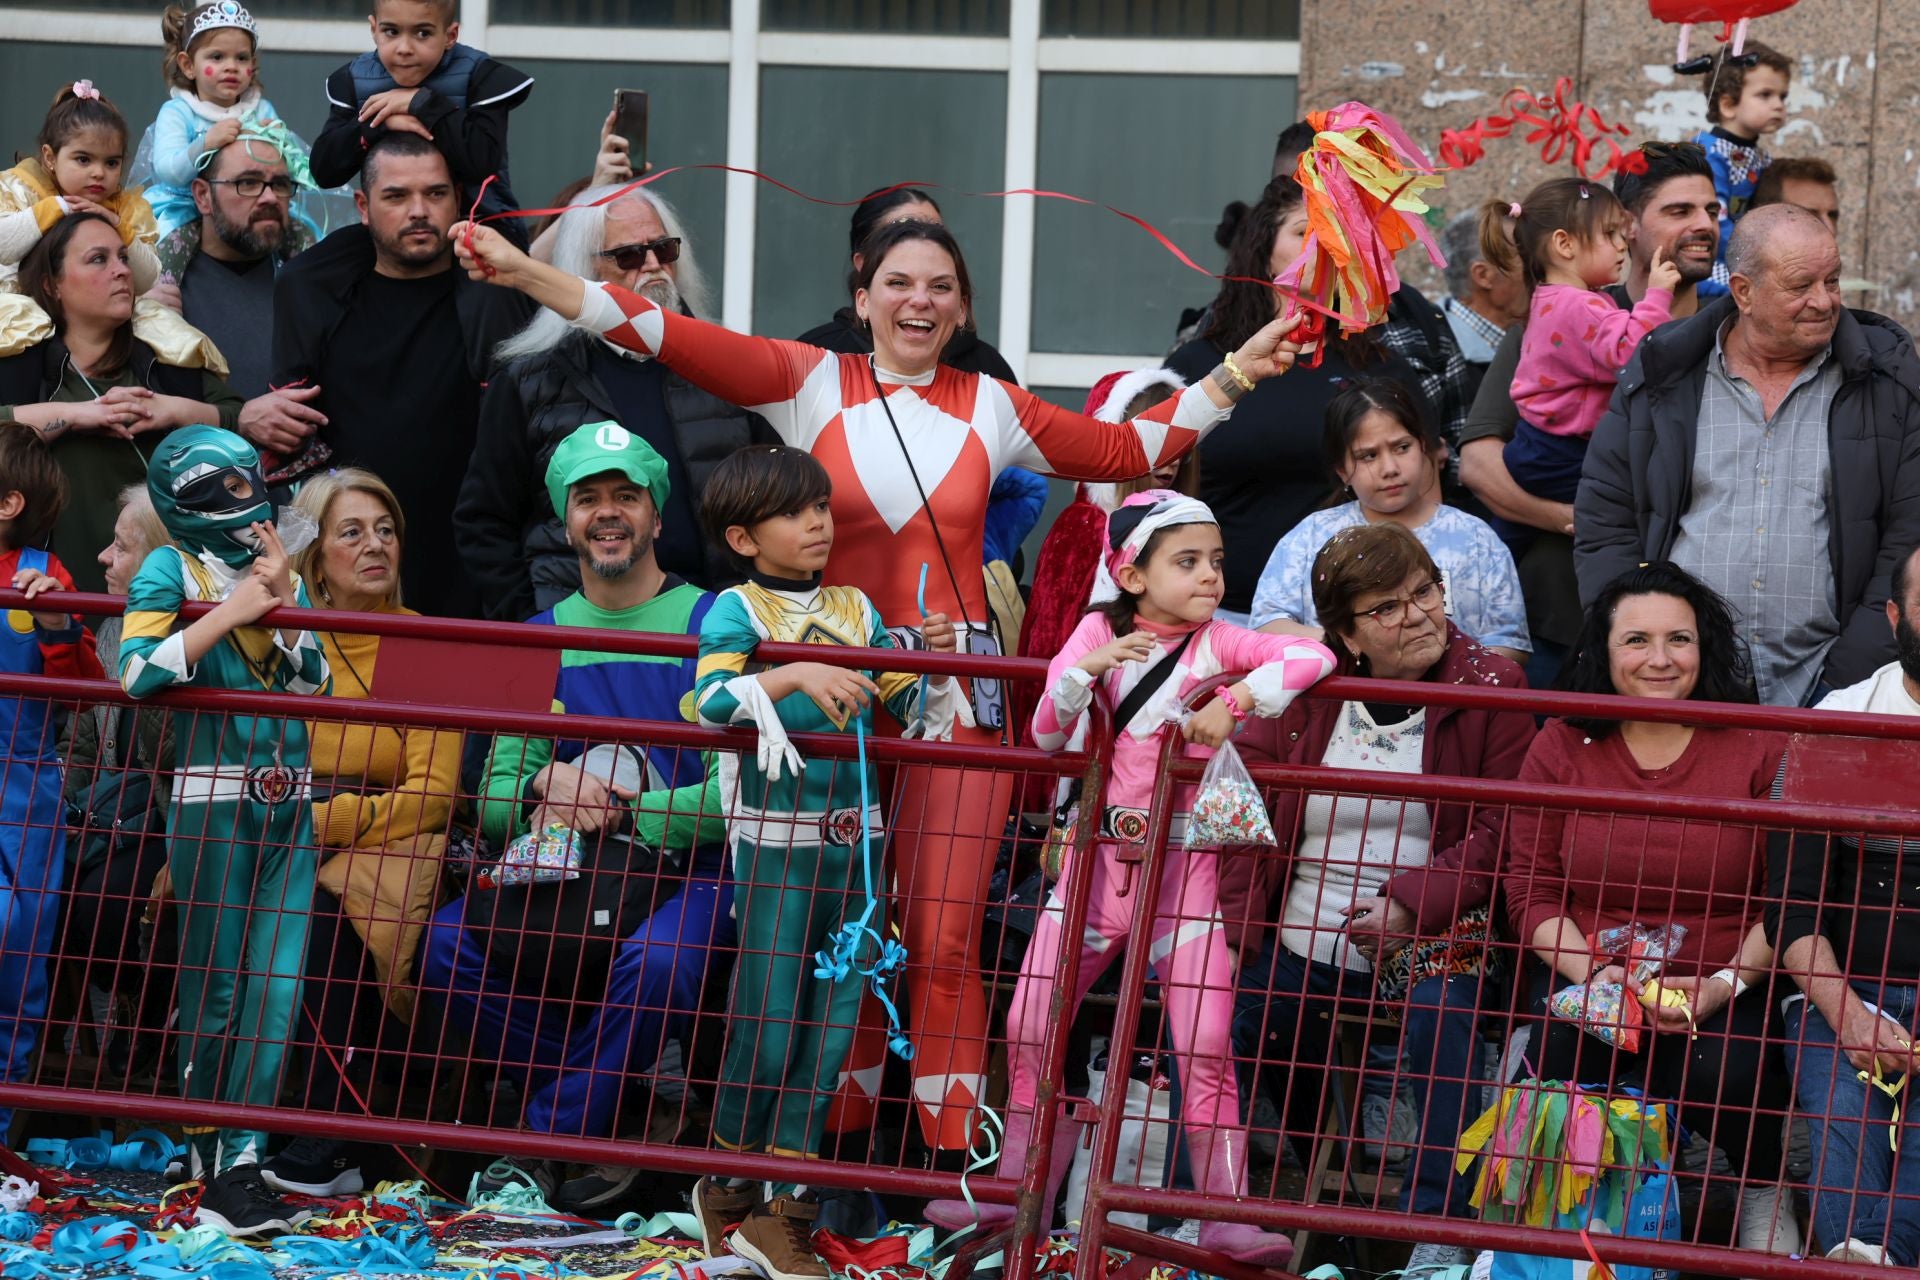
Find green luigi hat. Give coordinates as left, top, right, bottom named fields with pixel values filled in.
left=545, top=421, right=671, bottom=520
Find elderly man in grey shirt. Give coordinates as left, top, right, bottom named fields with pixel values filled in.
left=1576, top=203, right=1920, bottom=705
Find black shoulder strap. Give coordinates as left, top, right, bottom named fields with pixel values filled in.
left=1112, top=629, right=1197, bottom=732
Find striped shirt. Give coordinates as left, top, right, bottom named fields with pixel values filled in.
left=1669, top=319, right=1841, bottom=706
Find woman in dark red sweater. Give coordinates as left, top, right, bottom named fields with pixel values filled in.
left=1504, top=563, right=1798, bottom=1255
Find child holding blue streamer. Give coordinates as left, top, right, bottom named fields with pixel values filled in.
left=690, top=446, right=970, bottom=1280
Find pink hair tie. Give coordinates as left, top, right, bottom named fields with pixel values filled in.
left=1507, top=202, right=1523, bottom=218
left=70, top=80, right=100, bottom=101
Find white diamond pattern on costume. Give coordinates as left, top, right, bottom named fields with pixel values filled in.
left=836, top=1062, right=884, bottom=1098
left=841, top=393, right=974, bottom=535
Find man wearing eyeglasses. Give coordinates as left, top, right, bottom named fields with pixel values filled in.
left=457, top=181, right=774, bottom=620
left=151, top=134, right=320, bottom=439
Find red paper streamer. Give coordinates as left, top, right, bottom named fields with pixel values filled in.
left=1439, top=77, right=1649, bottom=181
left=460, top=166, right=1367, bottom=329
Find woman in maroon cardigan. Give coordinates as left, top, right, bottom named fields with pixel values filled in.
left=1503, top=562, right=1799, bottom=1256
left=1229, top=523, right=1535, bottom=1260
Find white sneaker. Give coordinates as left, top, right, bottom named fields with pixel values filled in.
left=1826, top=1239, right=1889, bottom=1265
left=1735, top=1184, right=1802, bottom=1255
left=1359, top=1090, right=1416, bottom=1167
left=1405, top=1242, right=1473, bottom=1276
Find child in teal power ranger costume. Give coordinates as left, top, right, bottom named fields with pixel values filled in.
left=687, top=446, right=970, bottom=1277
left=118, top=425, right=329, bottom=1238
left=0, top=423, right=103, bottom=1139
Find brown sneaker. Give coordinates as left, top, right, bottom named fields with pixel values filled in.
left=729, top=1195, right=828, bottom=1280
left=692, top=1176, right=761, bottom=1256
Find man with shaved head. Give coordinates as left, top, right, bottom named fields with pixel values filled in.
left=1576, top=202, right=1920, bottom=704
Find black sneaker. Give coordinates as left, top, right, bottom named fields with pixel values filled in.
left=554, top=1162, right=642, bottom=1214
left=196, top=1165, right=304, bottom=1237
left=261, top=1135, right=365, bottom=1197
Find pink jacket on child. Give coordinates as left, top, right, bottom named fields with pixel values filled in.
left=1511, top=283, right=1674, bottom=438
left=1034, top=612, right=1335, bottom=827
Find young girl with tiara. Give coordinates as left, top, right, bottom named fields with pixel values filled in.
left=136, top=2, right=313, bottom=239
left=927, top=489, right=1336, bottom=1265
left=0, top=85, right=217, bottom=368
left=1478, top=179, right=1679, bottom=545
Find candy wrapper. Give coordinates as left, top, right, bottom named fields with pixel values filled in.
left=476, top=823, right=584, bottom=889
left=1184, top=739, right=1276, bottom=850
left=1550, top=923, right=1690, bottom=1051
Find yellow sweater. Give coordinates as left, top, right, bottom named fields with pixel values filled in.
left=306, top=602, right=462, bottom=850
left=305, top=601, right=463, bottom=1017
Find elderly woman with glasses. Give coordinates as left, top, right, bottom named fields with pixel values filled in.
left=1229, top=521, right=1536, bottom=1266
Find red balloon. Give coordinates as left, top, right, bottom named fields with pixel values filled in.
left=1647, top=0, right=1798, bottom=20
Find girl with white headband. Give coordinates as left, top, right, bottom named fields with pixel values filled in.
left=928, top=489, right=1336, bottom=1265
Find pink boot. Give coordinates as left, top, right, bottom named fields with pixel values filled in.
left=1189, top=1127, right=1295, bottom=1268
left=925, top=1110, right=1081, bottom=1233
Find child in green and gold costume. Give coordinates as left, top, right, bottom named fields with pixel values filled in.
left=687, top=446, right=970, bottom=1278
left=118, top=425, right=330, bottom=1237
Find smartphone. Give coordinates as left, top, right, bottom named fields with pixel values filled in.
left=612, top=88, right=648, bottom=175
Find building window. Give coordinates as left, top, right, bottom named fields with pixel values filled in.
left=1042, top=0, right=1297, bottom=38
left=494, top=0, right=729, bottom=26
left=761, top=0, right=1008, bottom=34
left=752, top=65, right=1008, bottom=345
left=1030, top=70, right=1295, bottom=357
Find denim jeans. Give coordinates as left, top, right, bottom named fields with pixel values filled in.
left=1233, top=941, right=1486, bottom=1217
left=1780, top=981, right=1920, bottom=1263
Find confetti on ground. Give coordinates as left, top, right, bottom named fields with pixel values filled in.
left=0, top=1161, right=1223, bottom=1280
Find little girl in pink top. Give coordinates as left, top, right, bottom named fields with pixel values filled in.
left=925, top=490, right=1335, bottom=1264
left=1486, top=177, right=1681, bottom=523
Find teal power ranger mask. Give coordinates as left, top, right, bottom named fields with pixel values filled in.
left=147, top=425, right=275, bottom=569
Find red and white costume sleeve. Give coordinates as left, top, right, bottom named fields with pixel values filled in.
left=573, top=282, right=1232, bottom=628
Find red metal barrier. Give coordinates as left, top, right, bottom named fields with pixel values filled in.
left=7, top=589, right=1920, bottom=1280
left=1070, top=671, right=1920, bottom=1280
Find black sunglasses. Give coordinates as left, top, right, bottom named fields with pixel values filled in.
left=598, top=237, right=682, bottom=271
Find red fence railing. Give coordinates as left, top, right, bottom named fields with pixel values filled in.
left=4, top=590, right=1920, bottom=1280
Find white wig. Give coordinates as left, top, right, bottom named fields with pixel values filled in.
left=494, top=181, right=713, bottom=364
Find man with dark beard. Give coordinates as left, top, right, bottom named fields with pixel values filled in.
left=1767, top=542, right=1920, bottom=1266
left=272, top=132, right=533, bottom=616
left=152, top=133, right=329, bottom=455
left=419, top=422, right=733, bottom=1214
left=458, top=182, right=772, bottom=619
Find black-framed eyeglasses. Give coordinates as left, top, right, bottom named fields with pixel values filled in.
left=599, top=237, right=682, bottom=271
left=206, top=175, right=295, bottom=199
left=1357, top=577, right=1445, bottom=628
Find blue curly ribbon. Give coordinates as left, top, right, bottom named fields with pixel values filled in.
left=23, top=1128, right=178, bottom=1173
left=811, top=574, right=923, bottom=1062
left=914, top=562, right=931, bottom=716
left=919, top=1103, right=1008, bottom=1264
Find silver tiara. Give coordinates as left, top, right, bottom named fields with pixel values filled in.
left=189, top=0, right=257, bottom=43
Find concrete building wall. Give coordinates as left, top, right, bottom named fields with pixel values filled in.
left=1296, top=1, right=1920, bottom=331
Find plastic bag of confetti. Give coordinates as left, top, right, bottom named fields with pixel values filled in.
left=1550, top=979, right=1644, bottom=1052
left=477, top=823, right=584, bottom=889
left=1184, top=740, right=1276, bottom=850
left=1594, top=922, right=1688, bottom=988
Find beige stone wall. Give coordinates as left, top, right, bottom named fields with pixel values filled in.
left=1297, top=0, right=1919, bottom=333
